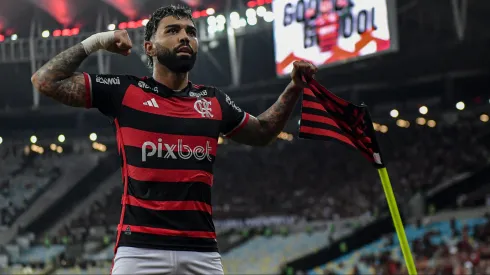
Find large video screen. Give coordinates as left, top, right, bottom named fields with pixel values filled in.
left=272, top=0, right=398, bottom=77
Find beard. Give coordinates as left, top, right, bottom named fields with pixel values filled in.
left=154, top=43, right=197, bottom=73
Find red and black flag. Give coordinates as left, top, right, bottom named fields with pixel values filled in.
left=299, top=79, right=385, bottom=168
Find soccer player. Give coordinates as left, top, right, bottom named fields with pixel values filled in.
left=31, top=5, right=317, bottom=275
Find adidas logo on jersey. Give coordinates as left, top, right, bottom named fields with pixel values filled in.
left=143, top=98, right=159, bottom=108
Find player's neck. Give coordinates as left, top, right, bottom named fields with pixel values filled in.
left=152, top=65, right=189, bottom=91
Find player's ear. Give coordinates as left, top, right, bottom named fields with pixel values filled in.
left=144, top=41, right=156, bottom=57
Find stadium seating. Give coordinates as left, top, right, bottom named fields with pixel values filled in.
left=221, top=220, right=364, bottom=274
left=309, top=214, right=490, bottom=275
left=222, top=232, right=331, bottom=274
left=0, top=145, right=68, bottom=228
left=54, top=264, right=113, bottom=275
left=1, top=114, right=488, bottom=274
left=16, top=245, right=66, bottom=265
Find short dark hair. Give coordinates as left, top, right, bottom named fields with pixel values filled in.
left=144, top=5, right=195, bottom=69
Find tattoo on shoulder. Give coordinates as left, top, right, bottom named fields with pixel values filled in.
left=32, top=43, right=88, bottom=107
left=54, top=73, right=87, bottom=107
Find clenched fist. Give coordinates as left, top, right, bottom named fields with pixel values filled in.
left=291, top=61, right=318, bottom=88
left=81, top=30, right=133, bottom=56
left=106, top=30, right=133, bottom=56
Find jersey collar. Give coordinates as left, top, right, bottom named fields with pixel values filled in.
left=145, top=77, right=193, bottom=98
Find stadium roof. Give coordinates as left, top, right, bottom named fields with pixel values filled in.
left=0, top=0, right=224, bottom=35
left=1, top=0, right=489, bottom=38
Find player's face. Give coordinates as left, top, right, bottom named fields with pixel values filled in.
left=151, top=16, right=198, bottom=73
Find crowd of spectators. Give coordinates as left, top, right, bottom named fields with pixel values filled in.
left=0, top=145, right=63, bottom=229
left=213, top=116, right=489, bottom=220
left=1, top=113, right=488, bottom=273
left=41, top=114, right=490, bottom=245
left=333, top=215, right=490, bottom=275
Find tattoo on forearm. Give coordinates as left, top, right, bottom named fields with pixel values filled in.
left=232, top=83, right=301, bottom=146
left=256, top=85, right=301, bottom=139
left=31, top=43, right=89, bottom=107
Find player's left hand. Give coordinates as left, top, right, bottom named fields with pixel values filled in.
left=291, top=60, right=318, bottom=89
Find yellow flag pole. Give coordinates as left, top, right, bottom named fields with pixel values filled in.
left=377, top=167, right=417, bottom=275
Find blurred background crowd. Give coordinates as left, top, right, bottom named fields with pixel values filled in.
left=0, top=0, right=489, bottom=274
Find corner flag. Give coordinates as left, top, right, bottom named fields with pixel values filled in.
left=298, top=79, right=418, bottom=275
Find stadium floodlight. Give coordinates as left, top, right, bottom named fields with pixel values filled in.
left=206, top=8, right=215, bottom=15
left=229, top=12, right=241, bottom=29
left=246, top=8, right=257, bottom=18
left=108, top=24, right=116, bottom=30
left=56, top=146, right=63, bottom=153
left=142, top=19, right=149, bottom=26
left=456, top=101, right=465, bottom=110
left=216, top=24, right=225, bottom=32
left=89, top=133, right=97, bottom=141
left=427, top=120, right=436, bottom=128
left=208, top=25, right=217, bottom=34
left=41, top=30, right=50, bottom=38
left=207, top=16, right=217, bottom=26
left=58, top=134, right=65, bottom=143
left=416, top=117, right=426, bottom=125
left=231, top=21, right=241, bottom=29
left=380, top=125, right=388, bottom=133
left=30, top=135, right=37, bottom=144
left=247, top=16, right=258, bottom=26
left=229, top=12, right=240, bottom=21
left=256, top=6, right=266, bottom=17
left=11, top=34, right=18, bottom=41
left=396, top=119, right=410, bottom=128
left=50, top=144, right=57, bottom=151
left=239, top=18, right=247, bottom=28
left=389, top=109, right=399, bottom=118
left=216, top=15, right=226, bottom=25
left=263, top=11, right=274, bottom=22
left=418, top=105, right=428, bottom=115
left=0, top=136, right=2, bottom=144
left=480, top=114, right=489, bottom=122
left=396, top=119, right=404, bottom=127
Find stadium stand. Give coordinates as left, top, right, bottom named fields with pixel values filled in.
left=1, top=112, right=487, bottom=274
left=0, top=0, right=488, bottom=272
left=310, top=208, right=490, bottom=275
left=0, top=143, right=100, bottom=231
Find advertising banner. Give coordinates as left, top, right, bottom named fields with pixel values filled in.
left=273, top=0, right=398, bottom=76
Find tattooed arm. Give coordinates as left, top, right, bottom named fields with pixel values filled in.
left=31, top=44, right=88, bottom=107
left=31, top=30, right=132, bottom=107
left=230, top=61, right=318, bottom=146
left=230, top=82, right=302, bottom=146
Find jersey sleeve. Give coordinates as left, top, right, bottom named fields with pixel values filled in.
left=215, top=89, right=250, bottom=137
left=83, top=73, right=130, bottom=118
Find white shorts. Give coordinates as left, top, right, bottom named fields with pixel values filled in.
left=111, top=246, right=224, bottom=275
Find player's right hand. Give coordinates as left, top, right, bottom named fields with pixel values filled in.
left=106, top=30, right=133, bottom=56
left=291, top=60, right=318, bottom=89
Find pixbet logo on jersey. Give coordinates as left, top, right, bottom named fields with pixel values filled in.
left=141, top=139, right=213, bottom=162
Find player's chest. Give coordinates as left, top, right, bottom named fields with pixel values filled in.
left=122, top=86, right=223, bottom=120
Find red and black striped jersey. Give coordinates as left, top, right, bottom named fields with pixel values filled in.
left=82, top=73, right=250, bottom=253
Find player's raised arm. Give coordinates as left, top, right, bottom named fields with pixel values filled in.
left=228, top=61, right=317, bottom=146
left=31, top=30, right=132, bottom=107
